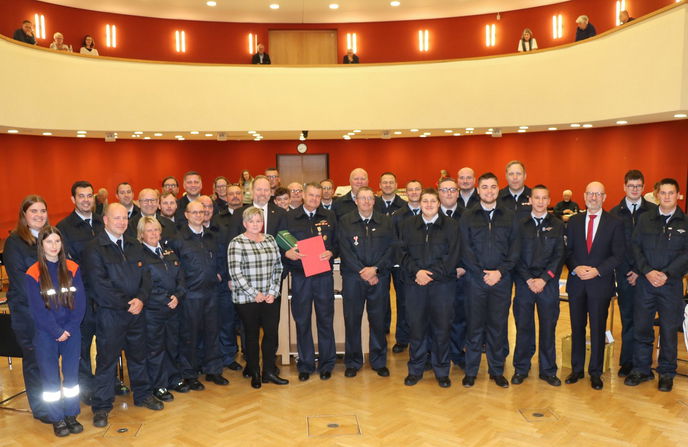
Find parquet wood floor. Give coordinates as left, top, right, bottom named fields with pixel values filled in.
left=1, top=299, right=687, bottom=447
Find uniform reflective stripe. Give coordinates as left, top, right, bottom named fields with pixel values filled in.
left=62, top=385, right=80, bottom=398
left=42, top=390, right=62, bottom=402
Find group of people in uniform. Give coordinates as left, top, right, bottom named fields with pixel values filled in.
left=3, top=163, right=687, bottom=437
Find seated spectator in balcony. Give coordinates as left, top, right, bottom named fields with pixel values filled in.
left=343, top=49, right=359, bottom=64
left=50, top=32, right=72, bottom=52
left=272, top=187, right=290, bottom=211
left=13, top=20, right=37, bottom=45
left=619, top=10, right=634, bottom=25
left=251, top=44, right=271, bottom=65
left=80, top=35, right=99, bottom=56
left=575, top=15, right=596, bottom=42
left=553, top=189, right=579, bottom=222
left=517, top=28, right=538, bottom=52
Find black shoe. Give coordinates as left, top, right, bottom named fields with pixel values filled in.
left=93, top=411, right=108, bottom=428
left=392, top=343, right=408, bottom=353
left=153, top=387, right=174, bottom=402
left=320, top=371, right=332, bottom=380
left=617, top=364, right=633, bottom=377
left=624, top=371, right=654, bottom=386
left=565, top=371, right=584, bottom=384
left=462, top=375, right=476, bottom=388
left=437, top=376, right=451, bottom=388
left=242, top=367, right=251, bottom=379
left=539, top=374, right=562, bottom=387
left=658, top=374, right=673, bottom=392
left=298, top=372, right=310, bottom=382
left=373, top=367, right=390, bottom=377
left=404, top=374, right=422, bottom=386
left=53, top=420, right=70, bottom=437
left=344, top=367, right=358, bottom=378
left=169, top=380, right=190, bottom=393
left=136, top=395, right=164, bottom=411
left=251, top=374, right=262, bottom=389
left=188, top=378, right=205, bottom=391
left=490, top=375, right=509, bottom=388
left=590, top=375, right=603, bottom=390
left=262, top=372, right=289, bottom=385
left=225, top=361, right=242, bottom=371
left=205, top=374, right=229, bottom=386
left=511, top=373, right=528, bottom=385
left=64, top=416, right=83, bottom=434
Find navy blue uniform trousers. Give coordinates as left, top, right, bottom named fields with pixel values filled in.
left=290, top=272, right=336, bottom=373
left=405, top=280, right=455, bottom=377
left=391, top=268, right=410, bottom=345
left=616, top=274, right=637, bottom=369
left=465, top=273, right=512, bottom=377
left=179, top=295, right=222, bottom=378
left=342, top=273, right=389, bottom=370
left=513, top=278, right=560, bottom=376
left=145, top=306, right=181, bottom=389
left=449, top=276, right=468, bottom=367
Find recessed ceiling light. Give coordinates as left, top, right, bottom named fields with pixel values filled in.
left=423, top=132, right=431, bottom=135
left=269, top=3, right=279, bottom=9
left=548, top=127, right=557, bottom=131
left=190, top=131, right=200, bottom=135
left=206, top=1, right=217, bottom=6
left=77, top=130, right=87, bottom=134
left=485, top=131, right=493, bottom=135
left=453, top=133, right=461, bottom=136
left=348, top=132, right=355, bottom=136
left=393, top=131, right=402, bottom=135
left=410, top=128, right=419, bottom=132
left=8, top=129, right=19, bottom=133
left=517, top=129, right=526, bottom=133
left=615, top=120, right=628, bottom=125
left=154, top=132, right=163, bottom=136
left=675, top=113, right=687, bottom=118
left=353, top=129, right=361, bottom=133
left=343, top=135, right=351, bottom=140
left=419, top=134, right=428, bottom=138
left=570, top=123, right=581, bottom=128
left=248, top=130, right=256, bottom=134
left=329, top=3, right=339, bottom=9
left=582, top=124, right=593, bottom=128
left=390, top=1, right=401, bottom=6
left=519, top=126, right=529, bottom=129
left=144, top=137, right=151, bottom=140
left=465, top=127, right=474, bottom=131
left=444, top=130, right=453, bottom=133
left=77, top=134, right=86, bottom=138
left=134, top=131, right=143, bottom=135
left=487, top=128, right=494, bottom=131
left=42, top=132, right=52, bottom=136
left=175, top=135, right=183, bottom=138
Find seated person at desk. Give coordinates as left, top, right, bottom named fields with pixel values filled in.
left=553, top=190, right=579, bottom=222
left=343, top=49, right=359, bottom=64
left=251, top=44, right=271, bottom=65
left=80, top=35, right=99, bottom=56
left=517, top=28, right=538, bottom=52
left=13, top=20, right=37, bottom=45
left=50, top=32, right=72, bottom=52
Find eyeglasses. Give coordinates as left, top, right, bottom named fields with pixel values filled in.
left=438, top=188, right=458, bottom=193
left=585, top=192, right=605, bottom=198
left=290, top=189, right=303, bottom=193
left=139, top=199, right=158, bottom=205
left=187, top=210, right=204, bottom=215
left=163, top=184, right=177, bottom=189
left=266, top=175, right=278, bottom=179
left=625, top=184, right=643, bottom=189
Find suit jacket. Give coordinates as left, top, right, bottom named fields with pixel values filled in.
left=229, top=202, right=287, bottom=241
left=343, top=54, right=359, bottom=64
left=565, top=211, right=624, bottom=298
left=251, top=52, right=271, bottom=64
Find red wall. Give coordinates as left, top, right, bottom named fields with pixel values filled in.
left=1, top=0, right=673, bottom=63
left=1, top=120, right=685, bottom=235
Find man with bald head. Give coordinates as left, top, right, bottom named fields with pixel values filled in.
left=553, top=189, right=579, bottom=222
left=333, top=168, right=373, bottom=220
left=565, top=181, right=624, bottom=390
left=84, top=203, right=162, bottom=427
left=457, top=167, right=480, bottom=212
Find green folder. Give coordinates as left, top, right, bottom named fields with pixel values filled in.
left=276, top=230, right=298, bottom=251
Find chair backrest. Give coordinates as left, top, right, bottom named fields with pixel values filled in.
left=0, top=313, right=23, bottom=358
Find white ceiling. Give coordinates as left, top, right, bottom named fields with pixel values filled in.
left=41, top=0, right=567, bottom=23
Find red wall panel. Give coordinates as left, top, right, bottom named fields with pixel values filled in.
left=1, top=120, right=685, bottom=235
left=1, top=0, right=674, bottom=64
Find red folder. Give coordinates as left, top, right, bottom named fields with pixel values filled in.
left=297, top=236, right=331, bottom=277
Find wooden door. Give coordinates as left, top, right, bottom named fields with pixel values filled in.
left=277, top=154, right=329, bottom=186
left=268, top=30, right=337, bottom=65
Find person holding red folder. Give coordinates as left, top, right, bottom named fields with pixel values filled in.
left=283, top=183, right=338, bottom=382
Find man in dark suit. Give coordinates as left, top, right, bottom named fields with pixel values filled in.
left=251, top=44, right=271, bottom=64
left=229, top=176, right=287, bottom=239
left=565, top=181, right=624, bottom=390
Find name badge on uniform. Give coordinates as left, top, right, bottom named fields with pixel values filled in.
left=353, top=236, right=359, bottom=246
left=542, top=226, right=552, bottom=232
